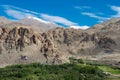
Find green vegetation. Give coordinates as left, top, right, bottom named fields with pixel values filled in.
left=98, top=66, right=120, bottom=74
left=69, top=57, right=120, bottom=80
left=98, top=66, right=120, bottom=80
left=0, top=63, right=105, bottom=80
left=69, top=57, right=84, bottom=64
left=0, top=58, right=119, bottom=80
left=84, top=60, right=120, bottom=80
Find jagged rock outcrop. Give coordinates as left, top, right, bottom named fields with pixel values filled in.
left=0, top=27, right=41, bottom=52
left=40, top=27, right=117, bottom=57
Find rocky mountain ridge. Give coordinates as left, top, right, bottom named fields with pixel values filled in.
left=0, top=16, right=60, bottom=32
left=0, top=17, right=120, bottom=67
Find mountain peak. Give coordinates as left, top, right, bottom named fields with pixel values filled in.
left=92, top=18, right=120, bottom=30
left=17, top=16, right=59, bottom=32
left=0, top=16, right=12, bottom=24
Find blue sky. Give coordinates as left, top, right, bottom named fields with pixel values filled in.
left=0, top=0, right=120, bottom=29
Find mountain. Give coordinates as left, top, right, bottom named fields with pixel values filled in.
left=0, top=17, right=120, bottom=67
left=17, top=16, right=60, bottom=32
left=0, top=17, right=60, bottom=32
left=0, top=16, right=12, bottom=25
left=91, top=18, right=120, bottom=31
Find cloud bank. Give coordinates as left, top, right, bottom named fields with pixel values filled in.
left=1, top=5, right=89, bottom=29
left=41, top=14, right=77, bottom=26
left=111, top=5, right=120, bottom=17
left=81, top=12, right=109, bottom=20
left=77, top=5, right=120, bottom=23
left=1, top=4, right=120, bottom=29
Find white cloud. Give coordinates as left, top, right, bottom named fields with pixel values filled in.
left=41, top=14, right=77, bottom=26
left=75, top=6, right=91, bottom=10
left=97, top=20, right=104, bottom=23
left=27, top=16, right=50, bottom=24
left=2, top=5, right=78, bottom=26
left=70, top=25, right=90, bottom=29
left=81, top=12, right=109, bottom=20
left=2, top=5, right=39, bottom=15
left=2, top=5, right=37, bottom=19
left=111, top=5, right=120, bottom=17
left=5, top=9, right=35, bottom=19
left=1, top=5, right=52, bottom=24
left=80, top=5, right=120, bottom=22
left=3, top=7, right=50, bottom=24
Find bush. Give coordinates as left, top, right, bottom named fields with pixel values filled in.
left=77, top=59, right=84, bottom=64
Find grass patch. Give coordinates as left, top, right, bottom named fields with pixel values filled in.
left=98, top=66, right=120, bottom=74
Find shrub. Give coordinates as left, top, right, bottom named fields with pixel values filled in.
left=77, top=59, right=84, bottom=64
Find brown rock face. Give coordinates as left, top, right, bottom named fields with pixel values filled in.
left=0, top=27, right=67, bottom=66
left=0, top=18, right=120, bottom=67
left=0, top=27, right=41, bottom=52
left=98, top=37, right=116, bottom=49
left=0, top=26, right=118, bottom=66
